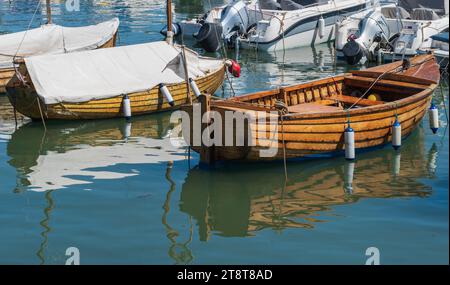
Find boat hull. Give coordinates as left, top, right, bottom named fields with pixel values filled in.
left=206, top=97, right=431, bottom=161
left=242, top=0, right=373, bottom=52
left=7, top=66, right=225, bottom=120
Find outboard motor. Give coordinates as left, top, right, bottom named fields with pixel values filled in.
left=342, top=11, right=390, bottom=65
left=343, top=35, right=364, bottom=65
left=195, top=22, right=223, bottom=52
left=220, top=0, right=250, bottom=40
left=196, top=0, right=250, bottom=52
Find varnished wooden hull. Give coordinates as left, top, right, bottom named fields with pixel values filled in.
left=8, top=65, right=225, bottom=120
left=0, top=31, right=117, bottom=94
left=185, top=54, right=440, bottom=163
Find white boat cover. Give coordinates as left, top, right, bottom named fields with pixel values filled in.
left=0, top=18, right=119, bottom=69
left=24, top=41, right=224, bottom=104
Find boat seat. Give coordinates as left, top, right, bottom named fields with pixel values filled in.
left=288, top=102, right=343, bottom=114
left=411, top=8, right=440, bottom=21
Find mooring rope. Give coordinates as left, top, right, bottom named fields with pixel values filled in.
left=345, top=62, right=408, bottom=110
left=180, top=45, right=193, bottom=105
left=36, top=98, right=47, bottom=132
left=207, top=0, right=236, bottom=98
left=275, top=100, right=289, bottom=180
left=13, top=0, right=42, bottom=62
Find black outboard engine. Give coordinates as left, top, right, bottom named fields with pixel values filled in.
left=196, top=0, right=250, bottom=52
left=195, top=23, right=223, bottom=52
left=342, top=39, right=364, bottom=65
left=342, top=37, right=364, bottom=65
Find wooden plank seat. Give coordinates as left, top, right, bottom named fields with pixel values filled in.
left=288, top=102, right=343, bottom=114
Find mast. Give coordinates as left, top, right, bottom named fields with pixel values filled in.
left=46, top=0, right=52, bottom=24
left=166, top=0, right=174, bottom=44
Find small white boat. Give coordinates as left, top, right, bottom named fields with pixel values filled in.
left=336, top=0, right=449, bottom=64
left=167, top=0, right=380, bottom=52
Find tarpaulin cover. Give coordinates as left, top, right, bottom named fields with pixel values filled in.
left=0, top=18, right=119, bottom=69
left=24, top=41, right=223, bottom=104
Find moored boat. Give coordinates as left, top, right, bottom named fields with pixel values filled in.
left=336, top=0, right=449, bottom=65
left=6, top=41, right=226, bottom=120
left=182, top=54, right=440, bottom=164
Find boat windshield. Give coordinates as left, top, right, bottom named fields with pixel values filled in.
left=259, top=0, right=329, bottom=11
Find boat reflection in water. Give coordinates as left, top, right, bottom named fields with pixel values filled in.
left=180, top=127, right=438, bottom=240
left=6, top=113, right=190, bottom=264
left=6, top=113, right=185, bottom=192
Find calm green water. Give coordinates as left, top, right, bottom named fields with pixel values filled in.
left=0, top=0, right=448, bottom=264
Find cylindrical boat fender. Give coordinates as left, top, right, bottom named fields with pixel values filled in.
left=429, top=103, right=439, bottom=134
left=122, top=94, right=131, bottom=120
left=189, top=78, right=202, bottom=97
left=392, top=118, right=402, bottom=150
left=318, top=17, right=325, bottom=39
left=160, top=23, right=181, bottom=37
left=345, top=126, right=355, bottom=160
left=159, top=83, right=175, bottom=107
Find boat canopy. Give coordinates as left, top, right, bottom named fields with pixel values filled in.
left=24, top=41, right=224, bottom=104
left=0, top=18, right=119, bottom=69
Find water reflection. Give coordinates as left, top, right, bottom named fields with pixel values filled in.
left=6, top=114, right=186, bottom=192
left=36, top=190, right=54, bottom=265
left=180, top=127, right=437, bottom=238
left=162, top=161, right=194, bottom=264
left=225, top=43, right=352, bottom=97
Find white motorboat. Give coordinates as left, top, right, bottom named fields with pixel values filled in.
left=240, top=0, right=380, bottom=51
left=165, top=0, right=380, bottom=52
left=336, top=0, right=449, bottom=64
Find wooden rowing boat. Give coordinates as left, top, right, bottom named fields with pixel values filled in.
left=183, top=54, right=440, bottom=164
